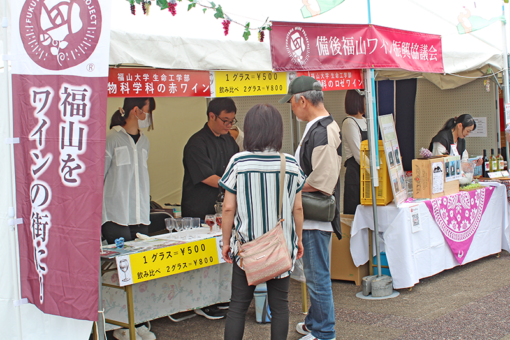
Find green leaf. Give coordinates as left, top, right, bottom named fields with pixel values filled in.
left=211, top=2, right=216, bottom=8
left=129, top=0, right=135, bottom=5
left=156, top=0, right=168, bottom=9
left=203, top=8, right=207, bottom=13
left=267, top=27, right=272, bottom=31
left=135, top=0, right=142, bottom=4
left=245, top=22, right=250, bottom=29
left=187, top=3, right=196, bottom=11
left=243, top=29, right=251, bottom=41
left=214, top=5, right=224, bottom=19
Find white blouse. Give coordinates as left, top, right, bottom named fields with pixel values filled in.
left=102, top=126, right=151, bottom=226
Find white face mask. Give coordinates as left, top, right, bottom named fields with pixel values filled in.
left=137, top=110, right=151, bottom=129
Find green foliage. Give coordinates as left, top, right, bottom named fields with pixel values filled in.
left=243, top=22, right=251, bottom=41
left=214, top=5, right=224, bottom=19
left=156, top=0, right=168, bottom=9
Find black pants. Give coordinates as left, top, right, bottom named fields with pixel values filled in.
left=224, top=262, right=290, bottom=340
left=344, top=157, right=361, bottom=214
left=101, top=222, right=149, bottom=244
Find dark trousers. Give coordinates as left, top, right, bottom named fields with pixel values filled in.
left=101, top=221, right=149, bottom=244
left=343, top=157, right=361, bottom=214
left=224, top=262, right=290, bottom=340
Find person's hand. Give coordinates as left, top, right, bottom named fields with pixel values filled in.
left=222, top=243, right=233, bottom=264
left=296, top=240, right=304, bottom=260
left=476, top=158, right=483, bottom=166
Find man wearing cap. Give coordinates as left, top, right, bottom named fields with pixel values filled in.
left=280, top=76, right=342, bottom=340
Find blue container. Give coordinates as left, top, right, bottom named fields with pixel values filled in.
left=373, top=252, right=391, bottom=277
left=254, top=283, right=271, bottom=323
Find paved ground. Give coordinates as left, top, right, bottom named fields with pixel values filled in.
left=105, top=251, right=510, bottom=340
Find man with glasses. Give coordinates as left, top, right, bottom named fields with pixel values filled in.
left=181, top=97, right=239, bottom=224
left=181, top=98, right=238, bottom=320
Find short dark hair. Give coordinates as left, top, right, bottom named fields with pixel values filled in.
left=243, top=104, right=283, bottom=152
left=345, top=90, right=365, bottom=116
left=110, top=97, right=151, bottom=129
left=207, top=97, right=237, bottom=118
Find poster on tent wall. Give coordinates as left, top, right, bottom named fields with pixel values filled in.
left=295, top=69, right=363, bottom=91
left=270, top=22, right=444, bottom=73
left=9, top=0, right=111, bottom=321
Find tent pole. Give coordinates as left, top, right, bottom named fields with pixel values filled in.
left=363, top=69, right=382, bottom=278
left=502, top=4, right=510, bottom=165
left=3, top=1, right=23, bottom=338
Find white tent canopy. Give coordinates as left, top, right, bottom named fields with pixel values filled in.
left=110, top=0, right=508, bottom=83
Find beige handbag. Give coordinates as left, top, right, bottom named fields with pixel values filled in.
left=235, top=153, right=293, bottom=286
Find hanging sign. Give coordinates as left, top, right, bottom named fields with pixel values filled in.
left=379, top=114, right=408, bottom=206
left=116, top=238, right=220, bottom=286
left=107, top=68, right=211, bottom=97
left=270, top=22, right=444, bottom=73
left=10, top=0, right=111, bottom=321
left=295, top=69, right=363, bottom=90
left=214, top=71, right=287, bottom=97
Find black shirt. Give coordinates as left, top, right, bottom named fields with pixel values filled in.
left=428, top=129, right=466, bottom=156
left=181, top=123, right=239, bottom=219
left=128, top=132, right=140, bottom=144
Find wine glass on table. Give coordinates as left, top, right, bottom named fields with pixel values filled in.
left=192, top=217, right=201, bottom=239
left=165, top=217, right=175, bottom=238
left=174, top=218, right=184, bottom=240
left=119, top=259, right=130, bottom=282
left=205, top=214, right=216, bottom=233
left=183, top=217, right=192, bottom=240
left=215, top=213, right=222, bottom=232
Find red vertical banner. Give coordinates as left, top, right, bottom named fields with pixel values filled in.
left=10, top=0, right=111, bottom=321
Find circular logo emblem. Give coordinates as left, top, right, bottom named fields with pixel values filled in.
left=20, top=0, right=102, bottom=71
left=285, top=27, right=310, bottom=66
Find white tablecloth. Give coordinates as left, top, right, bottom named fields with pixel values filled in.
left=350, top=183, right=510, bottom=289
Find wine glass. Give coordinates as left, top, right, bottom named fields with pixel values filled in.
left=215, top=213, right=222, bottom=232
left=174, top=218, right=184, bottom=240
left=183, top=217, right=192, bottom=240
left=192, top=218, right=201, bottom=238
left=165, top=217, right=175, bottom=238
left=119, top=259, right=130, bottom=282
left=205, top=215, right=216, bottom=233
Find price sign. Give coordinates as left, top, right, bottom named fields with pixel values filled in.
left=215, top=71, right=287, bottom=97
left=119, top=238, right=219, bottom=286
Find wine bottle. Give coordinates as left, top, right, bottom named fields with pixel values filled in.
left=490, top=148, right=497, bottom=172
left=482, top=149, right=489, bottom=177
left=497, top=148, right=505, bottom=171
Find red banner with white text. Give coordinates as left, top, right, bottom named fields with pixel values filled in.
left=270, top=22, right=444, bottom=73
left=107, top=68, right=211, bottom=97
left=296, top=69, right=363, bottom=91
left=10, top=0, right=111, bottom=321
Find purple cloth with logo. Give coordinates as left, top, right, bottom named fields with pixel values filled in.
left=424, top=187, right=494, bottom=264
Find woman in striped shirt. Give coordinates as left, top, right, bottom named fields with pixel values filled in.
left=220, top=104, right=305, bottom=340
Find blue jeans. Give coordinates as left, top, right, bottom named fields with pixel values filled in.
left=302, top=229, right=335, bottom=340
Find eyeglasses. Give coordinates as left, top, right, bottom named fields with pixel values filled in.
left=216, top=116, right=237, bottom=127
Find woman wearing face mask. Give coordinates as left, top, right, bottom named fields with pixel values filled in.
left=102, top=97, right=156, bottom=244
left=428, top=114, right=481, bottom=165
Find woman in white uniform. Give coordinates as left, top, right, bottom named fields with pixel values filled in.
left=102, top=97, right=156, bottom=244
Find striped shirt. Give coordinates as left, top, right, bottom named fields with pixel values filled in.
left=219, top=151, right=306, bottom=278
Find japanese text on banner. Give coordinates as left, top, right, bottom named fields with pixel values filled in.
left=296, top=69, right=363, bottom=90
left=108, top=69, right=211, bottom=97
left=215, top=71, right=287, bottom=97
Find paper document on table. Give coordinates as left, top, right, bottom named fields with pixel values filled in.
left=215, top=236, right=226, bottom=264
left=409, top=205, right=422, bottom=233
left=432, top=162, right=444, bottom=194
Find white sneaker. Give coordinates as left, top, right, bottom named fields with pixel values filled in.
left=113, top=328, right=142, bottom=340
left=296, top=322, right=311, bottom=335
left=136, top=325, right=156, bottom=340
left=299, top=334, right=336, bottom=340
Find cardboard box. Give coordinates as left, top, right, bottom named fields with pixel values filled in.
left=330, top=215, right=369, bottom=286
left=412, top=157, right=459, bottom=199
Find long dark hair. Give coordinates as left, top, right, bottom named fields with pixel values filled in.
left=110, top=98, right=150, bottom=129
left=244, top=104, right=283, bottom=152
left=439, top=114, right=476, bottom=133
left=147, top=98, right=157, bottom=131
